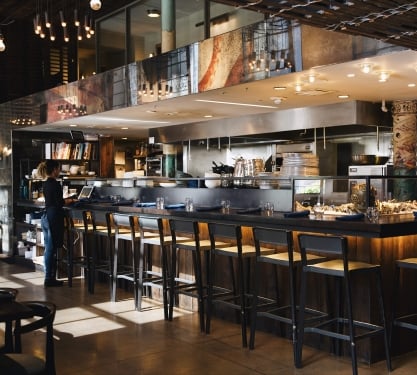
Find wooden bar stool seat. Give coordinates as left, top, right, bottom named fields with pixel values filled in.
left=206, top=222, right=269, bottom=347
left=249, top=227, right=325, bottom=364
left=168, top=219, right=228, bottom=332
left=390, top=258, right=417, bottom=348
left=296, top=233, right=391, bottom=375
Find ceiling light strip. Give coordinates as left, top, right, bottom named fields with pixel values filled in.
left=195, top=99, right=278, bottom=109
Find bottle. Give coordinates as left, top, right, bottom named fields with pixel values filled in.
left=19, top=179, right=28, bottom=200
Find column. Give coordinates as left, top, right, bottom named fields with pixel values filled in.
left=391, top=100, right=417, bottom=200
left=161, top=0, right=176, bottom=53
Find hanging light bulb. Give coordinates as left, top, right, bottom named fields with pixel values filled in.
left=0, top=34, right=5, bottom=52
left=63, top=27, right=69, bottom=42
left=74, top=9, right=80, bottom=27
left=60, top=11, right=67, bottom=28
left=90, top=0, right=102, bottom=11
left=45, top=11, right=51, bottom=28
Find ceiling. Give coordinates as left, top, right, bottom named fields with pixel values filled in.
left=3, top=1, right=417, bottom=140
left=27, top=48, right=417, bottom=139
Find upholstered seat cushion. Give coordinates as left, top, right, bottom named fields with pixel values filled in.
left=0, top=353, right=45, bottom=375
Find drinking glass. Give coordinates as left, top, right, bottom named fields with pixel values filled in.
left=185, top=197, right=194, bottom=212
left=221, top=199, right=230, bottom=213
left=156, top=197, right=165, bottom=209
left=264, top=202, right=274, bottom=216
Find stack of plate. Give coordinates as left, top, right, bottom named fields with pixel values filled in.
left=279, top=153, right=319, bottom=176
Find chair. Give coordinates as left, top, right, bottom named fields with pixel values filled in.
left=111, top=213, right=141, bottom=308
left=296, top=233, right=391, bottom=375
left=248, top=227, right=324, bottom=362
left=390, top=258, right=417, bottom=348
left=137, top=216, right=185, bottom=319
left=62, top=209, right=90, bottom=290
left=205, top=222, right=263, bottom=347
left=168, top=219, right=225, bottom=332
left=111, top=214, right=165, bottom=312
left=0, top=301, right=57, bottom=375
left=0, top=288, right=19, bottom=353
left=81, top=210, right=113, bottom=295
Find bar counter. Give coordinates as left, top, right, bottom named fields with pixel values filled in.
left=17, top=199, right=417, bottom=362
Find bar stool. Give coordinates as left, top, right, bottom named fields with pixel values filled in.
left=111, top=214, right=166, bottom=312
left=62, top=209, right=91, bottom=290
left=111, top=213, right=142, bottom=309
left=81, top=210, right=113, bottom=295
left=296, top=233, right=391, bottom=375
left=168, top=219, right=228, bottom=332
left=248, top=227, right=325, bottom=363
left=390, top=257, right=417, bottom=347
left=205, top=222, right=262, bottom=347
left=136, top=216, right=175, bottom=317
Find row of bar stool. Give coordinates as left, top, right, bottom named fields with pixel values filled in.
left=61, top=210, right=413, bottom=374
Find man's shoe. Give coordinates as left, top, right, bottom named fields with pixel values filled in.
left=44, top=279, right=64, bottom=288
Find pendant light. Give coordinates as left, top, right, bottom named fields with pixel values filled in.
left=0, top=33, right=5, bottom=52
left=90, top=0, right=102, bottom=11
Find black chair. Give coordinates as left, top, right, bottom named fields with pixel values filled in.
left=0, top=288, right=19, bottom=353
left=62, top=209, right=90, bottom=290
left=81, top=210, right=113, bottom=295
left=111, top=214, right=165, bottom=312
left=296, top=233, right=391, bottom=375
left=168, top=219, right=218, bottom=331
left=0, top=301, right=57, bottom=375
left=248, top=227, right=325, bottom=362
left=206, top=222, right=263, bottom=347
left=137, top=216, right=181, bottom=319
left=390, top=257, right=417, bottom=348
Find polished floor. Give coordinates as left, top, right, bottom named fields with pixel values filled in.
left=1, top=257, right=416, bottom=374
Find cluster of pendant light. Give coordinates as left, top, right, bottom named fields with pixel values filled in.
left=33, top=1, right=102, bottom=43
left=57, top=104, right=88, bottom=116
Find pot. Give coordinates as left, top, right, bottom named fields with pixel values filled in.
left=351, top=154, right=376, bottom=165
left=69, top=165, right=80, bottom=175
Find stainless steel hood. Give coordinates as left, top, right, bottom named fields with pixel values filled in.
left=150, top=100, right=392, bottom=145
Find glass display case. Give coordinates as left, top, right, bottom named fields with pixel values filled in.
left=292, top=175, right=417, bottom=215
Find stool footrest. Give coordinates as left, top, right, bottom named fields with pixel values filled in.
left=393, top=314, right=417, bottom=331
left=305, top=317, right=385, bottom=342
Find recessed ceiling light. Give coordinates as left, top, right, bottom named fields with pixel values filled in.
left=121, top=137, right=127, bottom=140
left=274, top=86, right=287, bottom=91
left=121, top=127, right=129, bottom=130
left=359, top=62, right=374, bottom=74
left=147, top=9, right=161, bottom=18
left=408, top=83, right=416, bottom=87
left=347, top=73, right=355, bottom=78
left=69, top=124, right=78, bottom=127
left=204, top=115, right=213, bottom=118
left=338, top=94, right=350, bottom=99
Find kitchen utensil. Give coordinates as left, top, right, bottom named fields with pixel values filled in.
left=69, top=165, right=80, bottom=175
left=351, top=154, right=376, bottom=165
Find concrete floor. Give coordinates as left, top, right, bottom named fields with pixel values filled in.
left=1, top=257, right=416, bottom=374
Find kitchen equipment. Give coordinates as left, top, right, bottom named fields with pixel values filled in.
left=204, top=172, right=221, bottom=188
left=69, top=165, right=80, bottom=175
left=348, top=164, right=393, bottom=208
left=351, top=154, right=389, bottom=165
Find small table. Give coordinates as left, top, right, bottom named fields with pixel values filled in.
left=0, top=301, right=34, bottom=353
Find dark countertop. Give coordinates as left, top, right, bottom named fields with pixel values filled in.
left=17, top=199, right=417, bottom=239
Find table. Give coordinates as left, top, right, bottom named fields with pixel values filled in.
left=0, top=301, right=34, bottom=353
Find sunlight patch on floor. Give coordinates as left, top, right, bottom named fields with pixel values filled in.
left=53, top=307, right=125, bottom=337
left=54, top=307, right=100, bottom=325
left=0, top=280, right=26, bottom=289
left=11, top=271, right=44, bottom=280
left=55, top=316, right=125, bottom=337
